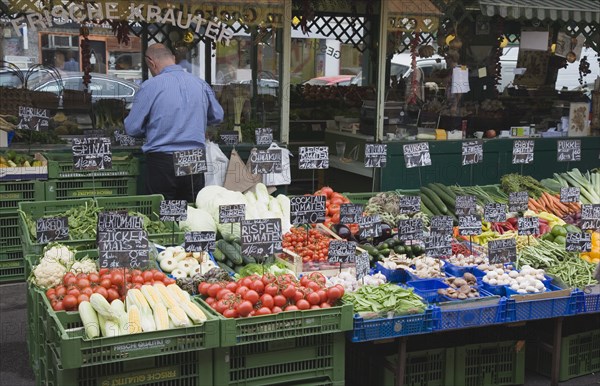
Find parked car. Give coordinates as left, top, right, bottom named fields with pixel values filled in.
left=30, top=72, right=140, bottom=107
left=303, top=75, right=354, bottom=86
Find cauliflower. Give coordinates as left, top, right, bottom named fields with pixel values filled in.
left=42, top=245, right=75, bottom=268
left=33, top=260, right=67, bottom=289
left=69, top=258, right=98, bottom=274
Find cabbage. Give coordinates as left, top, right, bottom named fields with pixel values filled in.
left=195, top=185, right=228, bottom=210
left=180, top=207, right=216, bottom=232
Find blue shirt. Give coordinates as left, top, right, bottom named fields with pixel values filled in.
left=125, top=64, right=224, bottom=153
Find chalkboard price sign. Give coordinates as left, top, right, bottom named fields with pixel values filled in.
left=255, top=128, right=273, bottom=145
left=403, top=142, right=431, bottom=168
left=455, top=195, right=477, bottom=216
left=241, top=218, right=282, bottom=257
left=364, top=144, right=387, bottom=167
left=484, top=203, right=507, bottom=223
left=72, top=137, right=112, bottom=171
left=565, top=232, right=592, bottom=252
left=518, top=216, right=540, bottom=236
left=184, top=231, right=216, bottom=253
left=426, top=230, right=452, bottom=258
left=36, top=217, right=69, bottom=244
left=340, top=203, right=364, bottom=224
left=98, top=230, right=149, bottom=269
left=488, top=238, right=517, bottom=264
left=299, top=146, right=329, bottom=169
left=219, top=204, right=246, bottom=224
left=173, top=148, right=207, bottom=176
left=557, top=140, right=581, bottom=162
left=560, top=187, right=580, bottom=203
left=113, top=130, right=140, bottom=147
left=97, top=211, right=142, bottom=233
left=399, top=196, right=421, bottom=214
left=509, top=191, right=529, bottom=212
left=159, top=200, right=188, bottom=222
left=512, top=140, right=534, bottom=164
left=290, top=195, right=326, bottom=225
left=580, top=204, right=600, bottom=231
left=18, top=106, right=50, bottom=131
left=357, top=215, right=382, bottom=239
left=249, top=149, right=282, bottom=174
left=462, top=140, right=483, bottom=166
left=458, top=215, right=482, bottom=236
left=327, top=240, right=357, bottom=264
left=397, top=218, right=423, bottom=241
left=355, top=251, right=370, bottom=280
left=220, top=131, right=239, bottom=146
left=430, top=216, right=453, bottom=232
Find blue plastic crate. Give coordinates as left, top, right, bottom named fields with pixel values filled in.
left=375, top=262, right=412, bottom=283
left=349, top=306, right=440, bottom=342
left=438, top=286, right=495, bottom=303
left=480, top=281, right=508, bottom=297
left=581, top=289, right=600, bottom=314
left=407, top=279, right=449, bottom=303
left=504, top=289, right=580, bottom=322
left=443, top=261, right=478, bottom=277
left=438, top=297, right=504, bottom=330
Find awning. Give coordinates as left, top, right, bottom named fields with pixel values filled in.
left=479, top=0, right=600, bottom=24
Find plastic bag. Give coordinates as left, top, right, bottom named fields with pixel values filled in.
left=204, top=140, right=229, bottom=187
left=263, top=142, right=292, bottom=186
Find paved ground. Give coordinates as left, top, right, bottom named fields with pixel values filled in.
left=1, top=282, right=599, bottom=386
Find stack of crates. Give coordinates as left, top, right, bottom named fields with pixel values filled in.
left=44, top=152, right=139, bottom=200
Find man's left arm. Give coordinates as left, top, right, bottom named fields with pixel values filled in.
left=124, top=84, right=153, bottom=138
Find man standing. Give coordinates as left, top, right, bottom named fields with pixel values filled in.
left=125, top=43, right=224, bottom=202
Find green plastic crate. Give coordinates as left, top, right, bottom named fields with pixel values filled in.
left=532, top=329, right=600, bottom=382
left=45, top=152, right=139, bottom=179
left=43, top=293, right=219, bottom=369
left=27, top=286, right=45, bottom=379
left=18, top=198, right=98, bottom=255
left=44, top=344, right=212, bottom=386
left=45, top=177, right=137, bottom=200
left=200, top=295, right=353, bottom=347
left=0, top=213, right=21, bottom=250
left=454, top=340, right=525, bottom=386
left=213, top=333, right=345, bottom=386
left=0, top=248, right=22, bottom=262
left=0, top=257, right=24, bottom=282
left=382, top=348, right=455, bottom=386
left=0, top=179, right=45, bottom=213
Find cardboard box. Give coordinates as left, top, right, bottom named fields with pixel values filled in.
left=0, top=152, right=48, bottom=181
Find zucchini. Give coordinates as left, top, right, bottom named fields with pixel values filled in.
left=216, top=239, right=243, bottom=265
left=224, top=258, right=235, bottom=268
left=212, top=247, right=227, bottom=262
left=419, top=202, right=435, bottom=217
left=421, top=186, right=448, bottom=215
left=420, top=191, right=441, bottom=216
left=223, top=234, right=237, bottom=243
left=241, top=254, right=257, bottom=265
left=216, top=261, right=235, bottom=275
left=433, top=183, right=456, bottom=199
left=427, top=183, right=455, bottom=211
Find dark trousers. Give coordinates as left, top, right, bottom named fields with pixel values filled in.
left=145, top=152, right=204, bottom=203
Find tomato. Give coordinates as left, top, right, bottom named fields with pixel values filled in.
left=260, top=294, right=274, bottom=309
left=153, top=271, right=166, bottom=281
left=327, top=287, right=342, bottom=302
left=320, top=302, right=332, bottom=308
left=320, top=186, right=334, bottom=198
left=88, top=273, right=100, bottom=284
left=261, top=273, right=277, bottom=285
left=205, top=297, right=216, bottom=305
left=67, top=288, right=80, bottom=297
left=223, top=308, right=238, bottom=318
left=163, top=278, right=176, bottom=285
left=251, top=280, right=265, bottom=294
left=46, top=288, right=56, bottom=299
left=282, top=284, right=296, bottom=299
left=77, top=294, right=90, bottom=303
left=243, top=290, right=260, bottom=305
left=107, top=288, right=120, bottom=302
left=240, top=277, right=253, bottom=288
left=311, top=305, right=321, bottom=309
left=334, top=284, right=345, bottom=297
left=308, top=272, right=326, bottom=285
left=129, top=275, right=142, bottom=284
left=272, top=306, right=283, bottom=314
left=99, top=268, right=109, bottom=276
left=216, top=300, right=229, bottom=314
left=198, top=282, right=211, bottom=296
left=207, top=284, right=223, bottom=298
left=236, top=286, right=250, bottom=297
left=52, top=301, right=64, bottom=311
left=55, top=286, right=67, bottom=298
left=64, top=276, right=77, bottom=287
left=307, top=281, right=322, bottom=292
left=225, top=282, right=238, bottom=292
left=273, top=295, right=287, bottom=307
left=216, top=289, right=233, bottom=301
left=255, top=307, right=272, bottom=316
left=264, top=283, right=279, bottom=297
left=236, top=300, right=253, bottom=317
left=307, top=292, right=321, bottom=305
left=317, top=290, right=328, bottom=303
left=62, top=295, right=78, bottom=311
left=80, top=287, right=93, bottom=296
left=77, top=278, right=90, bottom=289
left=93, top=286, right=108, bottom=298
left=111, top=272, right=124, bottom=286
left=300, top=276, right=309, bottom=287
left=295, top=299, right=310, bottom=310
left=293, top=290, right=304, bottom=303
left=285, top=305, right=299, bottom=311
left=76, top=273, right=88, bottom=280
left=142, top=271, right=154, bottom=282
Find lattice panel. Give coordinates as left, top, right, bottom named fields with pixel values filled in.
left=388, top=31, right=437, bottom=54
left=291, top=13, right=372, bottom=53
left=566, top=21, right=600, bottom=54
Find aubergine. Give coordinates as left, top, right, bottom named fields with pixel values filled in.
left=332, top=223, right=353, bottom=240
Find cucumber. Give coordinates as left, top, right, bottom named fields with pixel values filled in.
left=216, top=261, right=235, bottom=275
left=427, top=183, right=455, bottom=211
left=224, top=258, right=235, bottom=268
left=223, top=233, right=237, bottom=243
left=241, top=254, right=257, bottom=265
left=212, top=247, right=227, bottom=262
left=433, top=183, right=456, bottom=200
left=421, top=186, right=448, bottom=215
left=419, top=201, right=435, bottom=217
left=216, top=239, right=243, bottom=265
left=420, top=192, right=441, bottom=216
left=234, top=265, right=245, bottom=274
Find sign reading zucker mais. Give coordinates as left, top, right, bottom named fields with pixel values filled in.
left=8, top=2, right=283, bottom=43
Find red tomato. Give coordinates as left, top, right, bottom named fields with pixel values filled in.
left=62, top=295, right=78, bottom=311
left=205, top=297, right=216, bottom=305
left=310, top=305, right=321, bottom=309
left=77, top=278, right=90, bottom=289
left=255, top=307, right=272, bottom=316
left=320, top=302, right=332, bottom=308
left=216, top=300, right=229, bottom=314
left=216, top=289, right=233, bottom=301
left=334, top=284, right=345, bottom=297
left=99, top=268, right=109, bottom=276
left=207, top=284, right=223, bottom=298
left=142, top=271, right=154, bottom=282
left=111, top=272, right=124, bottom=286
left=163, top=278, right=176, bottom=285
left=244, top=290, right=260, bottom=305
left=52, top=301, right=64, bottom=311
left=45, top=288, right=56, bottom=299
left=320, top=186, right=334, bottom=198
left=261, top=273, right=277, bottom=285
left=132, top=275, right=144, bottom=284
left=199, top=282, right=211, bottom=296
left=260, top=294, right=274, bottom=309
left=153, top=271, right=166, bottom=281
left=77, top=294, right=90, bottom=303
left=55, top=286, right=67, bottom=297
left=100, top=278, right=112, bottom=289
left=240, top=277, right=253, bottom=288
left=296, top=299, right=310, bottom=310
left=299, top=276, right=309, bottom=287
left=80, top=287, right=93, bottom=296
left=282, top=285, right=296, bottom=299
left=94, top=286, right=108, bottom=298
left=223, top=308, right=238, bottom=318
left=264, top=283, right=279, bottom=297
left=273, top=295, right=287, bottom=307
left=88, top=273, right=100, bottom=284
left=236, top=300, right=253, bottom=317
left=75, top=273, right=87, bottom=280
left=327, top=287, right=342, bottom=302
left=317, top=290, right=327, bottom=303
left=64, top=276, right=77, bottom=287
left=225, top=282, right=238, bottom=292
left=307, top=292, right=321, bottom=305
left=236, top=286, right=250, bottom=297
left=251, top=280, right=265, bottom=294
left=67, top=288, right=80, bottom=297
left=284, top=305, right=299, bottom=311
left=307, top=281, right=322, bottom=292
left=107, top=288, right=120, bottom=302
left=134, top=283, right=142, bottom=290
left=293, top=291, right=304, bottom=303
left=272, top=306, right=283, bottom=314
